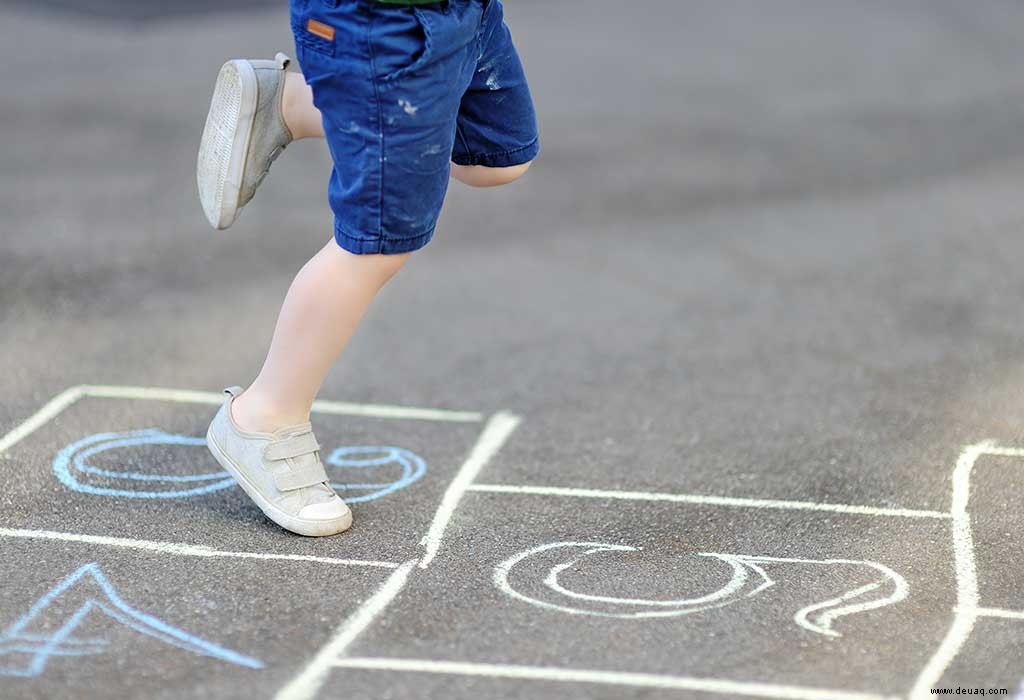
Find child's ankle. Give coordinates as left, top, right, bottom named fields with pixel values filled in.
left=230, top=387, right=309, bottom=434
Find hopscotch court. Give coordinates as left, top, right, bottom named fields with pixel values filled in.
left=0, top=384, right=1022, bottom=699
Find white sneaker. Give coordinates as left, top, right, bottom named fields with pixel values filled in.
left=197, top=53, right=294, bottom=230
left=206, top=387, right=352, bottom=537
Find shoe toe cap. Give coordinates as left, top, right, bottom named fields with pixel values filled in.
left=299, top=497, right=352, bottom=523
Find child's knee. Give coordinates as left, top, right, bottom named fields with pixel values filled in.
left=453, top=161, right=533, bottom=188
left=490, top=161, right=532, bottom=185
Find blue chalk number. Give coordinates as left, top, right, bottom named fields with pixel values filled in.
left=53, top=430, right=426, bottom=501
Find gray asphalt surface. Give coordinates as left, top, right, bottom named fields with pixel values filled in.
left=3, top=1, right=1024, bottom=698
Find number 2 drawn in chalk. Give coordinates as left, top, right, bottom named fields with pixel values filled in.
left=495, top=541, right=908, bottom=637
left=52, top=429, right=426, bottom=501
left=0, top=562, right=261, bottom=677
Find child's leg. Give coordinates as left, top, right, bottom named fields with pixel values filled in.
left=201, top=0, right=537, bottom=537
left=450, top=163, right=532, bottom=188
left=231, top=243, right=409, bottom=433
left=450, top=0, right=539, bottom=189
left=282, top=72, right=324, bottom=140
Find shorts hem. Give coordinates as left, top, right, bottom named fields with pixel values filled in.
left=334, top=223, right=435, bottom=255
left=451, top=138, right=540, bottom=168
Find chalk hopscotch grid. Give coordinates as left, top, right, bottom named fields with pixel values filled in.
left=0, top=528, right=400, bottom=570
left=0, top=384, right=487, bottom=570
left=273, top=411, right=523, bottom=700
left=291, top=442, right=1024, bottom=700
left=0, top=385, right=524, bottom=697
left=2, top=386, right=1022, bottom=699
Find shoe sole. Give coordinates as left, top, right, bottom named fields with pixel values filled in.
left=206, top=427, right=353, bottom=537
left=197, top=60, right=258, bottom=230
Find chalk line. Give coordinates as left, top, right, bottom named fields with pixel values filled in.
left=0, top=386, right=84, bottom=456
left=908, top=441, right=991, bottom=699
left=0, top=528, right=400, bottom=569
left=275, top=412, right=520, bottom=698
left=419, top=412, right=521, bottom=568
left=274, top=559, right=418, bottom=700
left=0, top=384, right=481, bottom=459
left=973, top=445, right=1024, bottom=458
left=329, top=658, right=899, bottom=700
left=973, top=607, right=1024, bottom=620
left=79, top=385, right=483, bottom=423
left=467, top=483, right=949, bottom=519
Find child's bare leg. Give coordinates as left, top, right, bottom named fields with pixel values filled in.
left=282, top=72, right=325, bottom=140
left=232, top=242, right=410, bottom=433
left=451, top=162, right=532, bottom=188
left=240, top=71, right=529, bottom=432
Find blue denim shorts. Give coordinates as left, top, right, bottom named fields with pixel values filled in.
left=289, top=0, right=540, bottom=254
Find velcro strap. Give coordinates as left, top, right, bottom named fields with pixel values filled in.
left=274, top=464, right=329, bottom=491
left=263, top=432, right=320, bottom=461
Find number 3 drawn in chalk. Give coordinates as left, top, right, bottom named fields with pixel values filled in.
left=495, top=541, right=908, bottom=637
left=53, top=430, right=426, bottom=502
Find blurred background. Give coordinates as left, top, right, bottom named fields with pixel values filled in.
left=2, top=0, right=1024, bottom=697
left=7, top=0, right=1024, bottom=499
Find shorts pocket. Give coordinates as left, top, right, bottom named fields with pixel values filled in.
left=370, top=6, right=436, bottom=81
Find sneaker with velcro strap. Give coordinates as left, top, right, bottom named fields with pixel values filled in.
left=206, top=386, right=352, bottom=537
left=197, top=53, right=294, bottom=230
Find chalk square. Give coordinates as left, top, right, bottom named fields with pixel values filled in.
left=348, top=491, right=955, bottom=696
left=967, top=453, right=1024, bottom=612
left=0, top=386, right=489, bottom=564
left=936, top=616, right=1024, bottom=689
left=0, top=536, right=393, bottom=699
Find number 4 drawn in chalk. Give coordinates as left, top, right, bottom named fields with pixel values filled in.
left=0, top=563, right=262, bottom=678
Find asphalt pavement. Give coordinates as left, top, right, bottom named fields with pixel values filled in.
left=2, top=1, right=1024, bottom=698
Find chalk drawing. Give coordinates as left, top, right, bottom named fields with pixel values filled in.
left=60, top=385, right=483, bottom=422
left=276, top=412, right=523, bottom=700
left=0, top=562, right=261, bottom=677
left=418, top=411, right=521, bottom=568
left=53, top=430, right=425, bottom=502
left=9, top=386, right=1024, bottom=698
left=909, top=442, right=1024, bottom=698
left=54, top=430, right=232, bottom=498
left=274, top=560, right=419, bottom=700
left=972, top=607, right=1024, bottom=620
left=495, top=541, right=907, bottom=636
left=0, top=527, right=401, bottom=569
left=325, top=446, right=426, bottom=503
left=328, top=658, right=899, bottom=700
left=467, top=483, right=950, bottom=520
